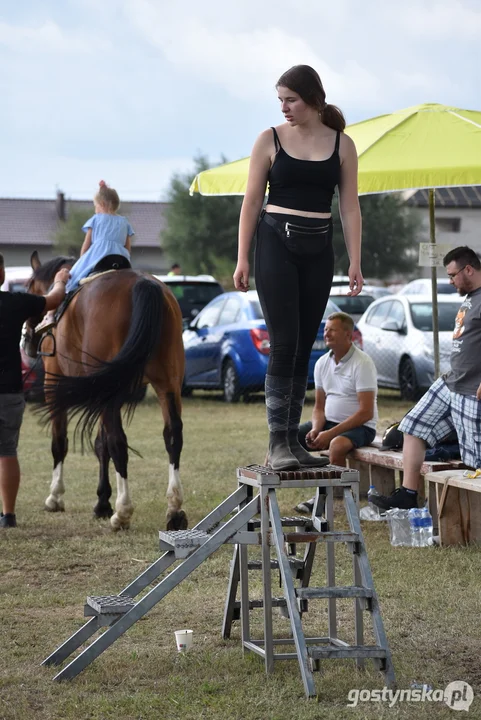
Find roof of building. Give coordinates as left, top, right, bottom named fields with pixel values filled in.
left=406, top=186, right=481, bottom=208
left=0, top=197, right=169, bottom=247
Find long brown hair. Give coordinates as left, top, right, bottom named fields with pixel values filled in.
left=276, top=65, right=346, bottom=132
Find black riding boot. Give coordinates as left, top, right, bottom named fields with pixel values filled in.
left=265, top=375, right=300, bottom=471
left=288, top=376, right=328, bottom=467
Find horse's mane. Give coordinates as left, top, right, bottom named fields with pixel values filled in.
left=33, top=256, right=76, bottom=283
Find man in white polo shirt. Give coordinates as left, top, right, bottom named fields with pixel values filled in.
left=295, top=311, right=378, bottom=513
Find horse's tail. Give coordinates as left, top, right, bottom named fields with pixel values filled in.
left=45, top=277, right=163, bottom=446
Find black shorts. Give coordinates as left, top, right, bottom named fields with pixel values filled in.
left=0, top=394, right=25, bottom=457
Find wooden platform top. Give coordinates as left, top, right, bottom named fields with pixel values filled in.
left=425, top=469, right=481, bottom=492
left=237, top=464, right=356, bottom=481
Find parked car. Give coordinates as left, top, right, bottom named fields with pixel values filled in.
left=155, top=274, right=224, bottom=323
left=1, top=266, right=32, bottom=293
left=398, top=277, right=457, bottom=295
left=356, top=294, right=462, bottom=400
left=182, top=292, right=363, bottom=402
left=329, top=287, right=376, bottom=322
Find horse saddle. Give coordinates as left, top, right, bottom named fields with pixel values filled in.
left=56, top=255, right=132, bottom=321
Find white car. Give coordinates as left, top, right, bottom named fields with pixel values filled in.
left=357, top=294, right=462, bottom=400
left=0, top=266, right=32, bottom=293
left=398, top=277, right=457, bottom=295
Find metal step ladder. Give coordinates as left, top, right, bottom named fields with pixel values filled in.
left=228, top=464, right=395, bottom=698
left=41, top=463, right=394, bottom=699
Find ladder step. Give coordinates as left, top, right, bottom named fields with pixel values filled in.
left=248, top=558, right=304, bottom=571
left=158, top=529, right=210, bottom=558
left=232, top=598, right=287, bottom=619
left=308, top=644, right=386, bottom=660
left=85, top=595, right=135, bottom=615
left=247, top=516, right=315, bottom=529
left=284, top=531, right=359, bottom=543
left=296, top=586, right=373, bottom=599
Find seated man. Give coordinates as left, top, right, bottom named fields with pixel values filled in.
left=371, top=246, right=481, bottom=511
left=295, top=311, right=378, bottom=513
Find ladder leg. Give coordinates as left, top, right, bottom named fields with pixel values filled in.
left=222, top=545, right=240, bottom=639
left=42, top=617, right=101, bottom=667
left=261, top=486, right=274, bottom=673
left=325, top=486, right=337, bottom=639
left=344, top=489, right=396, bottom=686
left=268, top=490, right=316, bottom=699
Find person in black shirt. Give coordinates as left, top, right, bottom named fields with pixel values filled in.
left=0, top=253, right=70, bottom=528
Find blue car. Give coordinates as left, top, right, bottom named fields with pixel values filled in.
left=182, top=290, right=363, bottom=402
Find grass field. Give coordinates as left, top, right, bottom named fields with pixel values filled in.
left=1, top=389, right=480, bottom=719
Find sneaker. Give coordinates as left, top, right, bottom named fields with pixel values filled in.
left=35, top=317, right=55, bottom=335
left=0, top=512, right=17, bottom=528
left=369, top=487, right=418, bottom=511
left=294, top=497, right=315, bottom=514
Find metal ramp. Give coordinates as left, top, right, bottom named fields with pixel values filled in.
left=42, top=463, right=395, bottom=698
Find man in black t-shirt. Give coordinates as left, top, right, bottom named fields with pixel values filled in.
left=0, top=253, right=70, bottom=528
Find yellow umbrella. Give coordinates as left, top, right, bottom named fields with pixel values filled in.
left=190, top=103, right=481, bottom=376
left=190, top=103, right=481, bottom=196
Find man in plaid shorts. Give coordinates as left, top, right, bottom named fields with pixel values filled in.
left=371, top=246, right=481, bottom=511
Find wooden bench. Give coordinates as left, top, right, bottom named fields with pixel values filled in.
left=320, top=437, right=466, bottom=499
left=427, top=470, right=481, bottom=546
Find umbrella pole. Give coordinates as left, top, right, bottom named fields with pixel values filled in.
left=429, top=189, right=440, bottom=379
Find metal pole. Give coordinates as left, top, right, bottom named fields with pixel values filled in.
left=429, top=189, right=440, bottom=379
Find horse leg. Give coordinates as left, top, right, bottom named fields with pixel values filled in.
left=93, top=421, right=113, bottom=519
left=155, top=388, right=187, bottom=530
left=102, top=410, right=134, bottom=531
left=45, top=412, right=68, bottom=512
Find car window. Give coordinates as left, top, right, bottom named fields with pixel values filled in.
left=437, top=283, right=457, bottom=294
left=410, top=302, right=460, bottom=332
left=365, top=301, right=392, bottom=327
left=386, top=300, right=406, bottom=326
left=166, top=281, right=224, bottom=318
left=249, top=299, right=264, bottom=319
left=330, top=295, right=374, bottom=316
left=195, top=297, right=226, bottom=329
left=218, top=297, right=241, bottom=325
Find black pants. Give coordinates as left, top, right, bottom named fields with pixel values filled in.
left=255, top=212, right=334, bottom=378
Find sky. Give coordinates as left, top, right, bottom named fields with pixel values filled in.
left=1, top=0, right=480, bottom=201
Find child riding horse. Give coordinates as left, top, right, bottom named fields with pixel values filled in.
left=25, top=252, right=187, bottom=531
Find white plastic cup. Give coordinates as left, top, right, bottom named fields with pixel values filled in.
left=174, top=629, right=193, bottom=652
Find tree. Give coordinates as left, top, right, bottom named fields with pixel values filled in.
left=161, top=154, right=242, bottom=282
left=52, top=208, right=92, bottom=258
left=331, top=193, right=420, bottom=279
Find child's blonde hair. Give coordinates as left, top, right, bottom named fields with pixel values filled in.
left=94, top=180, right=120, bottom=212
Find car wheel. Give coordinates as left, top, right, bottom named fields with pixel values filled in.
left=223, top=360, right=241, bottom=403
left=399, top=357, right=421, bottom=401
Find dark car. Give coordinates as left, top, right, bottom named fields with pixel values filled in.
left=155, top=274, right=224, bottom=323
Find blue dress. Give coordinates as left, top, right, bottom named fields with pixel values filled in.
left=66, top=214, right=134, bottom=292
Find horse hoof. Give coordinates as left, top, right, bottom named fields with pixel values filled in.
left=93, top=506, right=114, bottom=520
left=110, top=514, right=130, bottom=531
left=166, top=510, right=188, bottom=531
left=45, top=497, right=65, bottom=512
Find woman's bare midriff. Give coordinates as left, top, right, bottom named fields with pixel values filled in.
left=264, top=204, right=331, bottom=219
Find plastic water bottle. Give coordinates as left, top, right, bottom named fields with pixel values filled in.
left=419, top=506, right=433, bottom=546
left=367, top=485, right=380, bottom=519
left=408, top=508, right=422, bottom=547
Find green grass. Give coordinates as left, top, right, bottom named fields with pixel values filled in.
left=0, top=389, right=480, bottom=719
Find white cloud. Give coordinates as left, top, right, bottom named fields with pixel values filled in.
left=124, top=0, right=381, bottom=109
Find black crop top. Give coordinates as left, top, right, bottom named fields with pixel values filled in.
left=266, top=127, right=341, bottom=213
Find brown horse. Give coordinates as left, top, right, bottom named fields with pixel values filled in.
left=24, top=252, right=187, bottom=531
